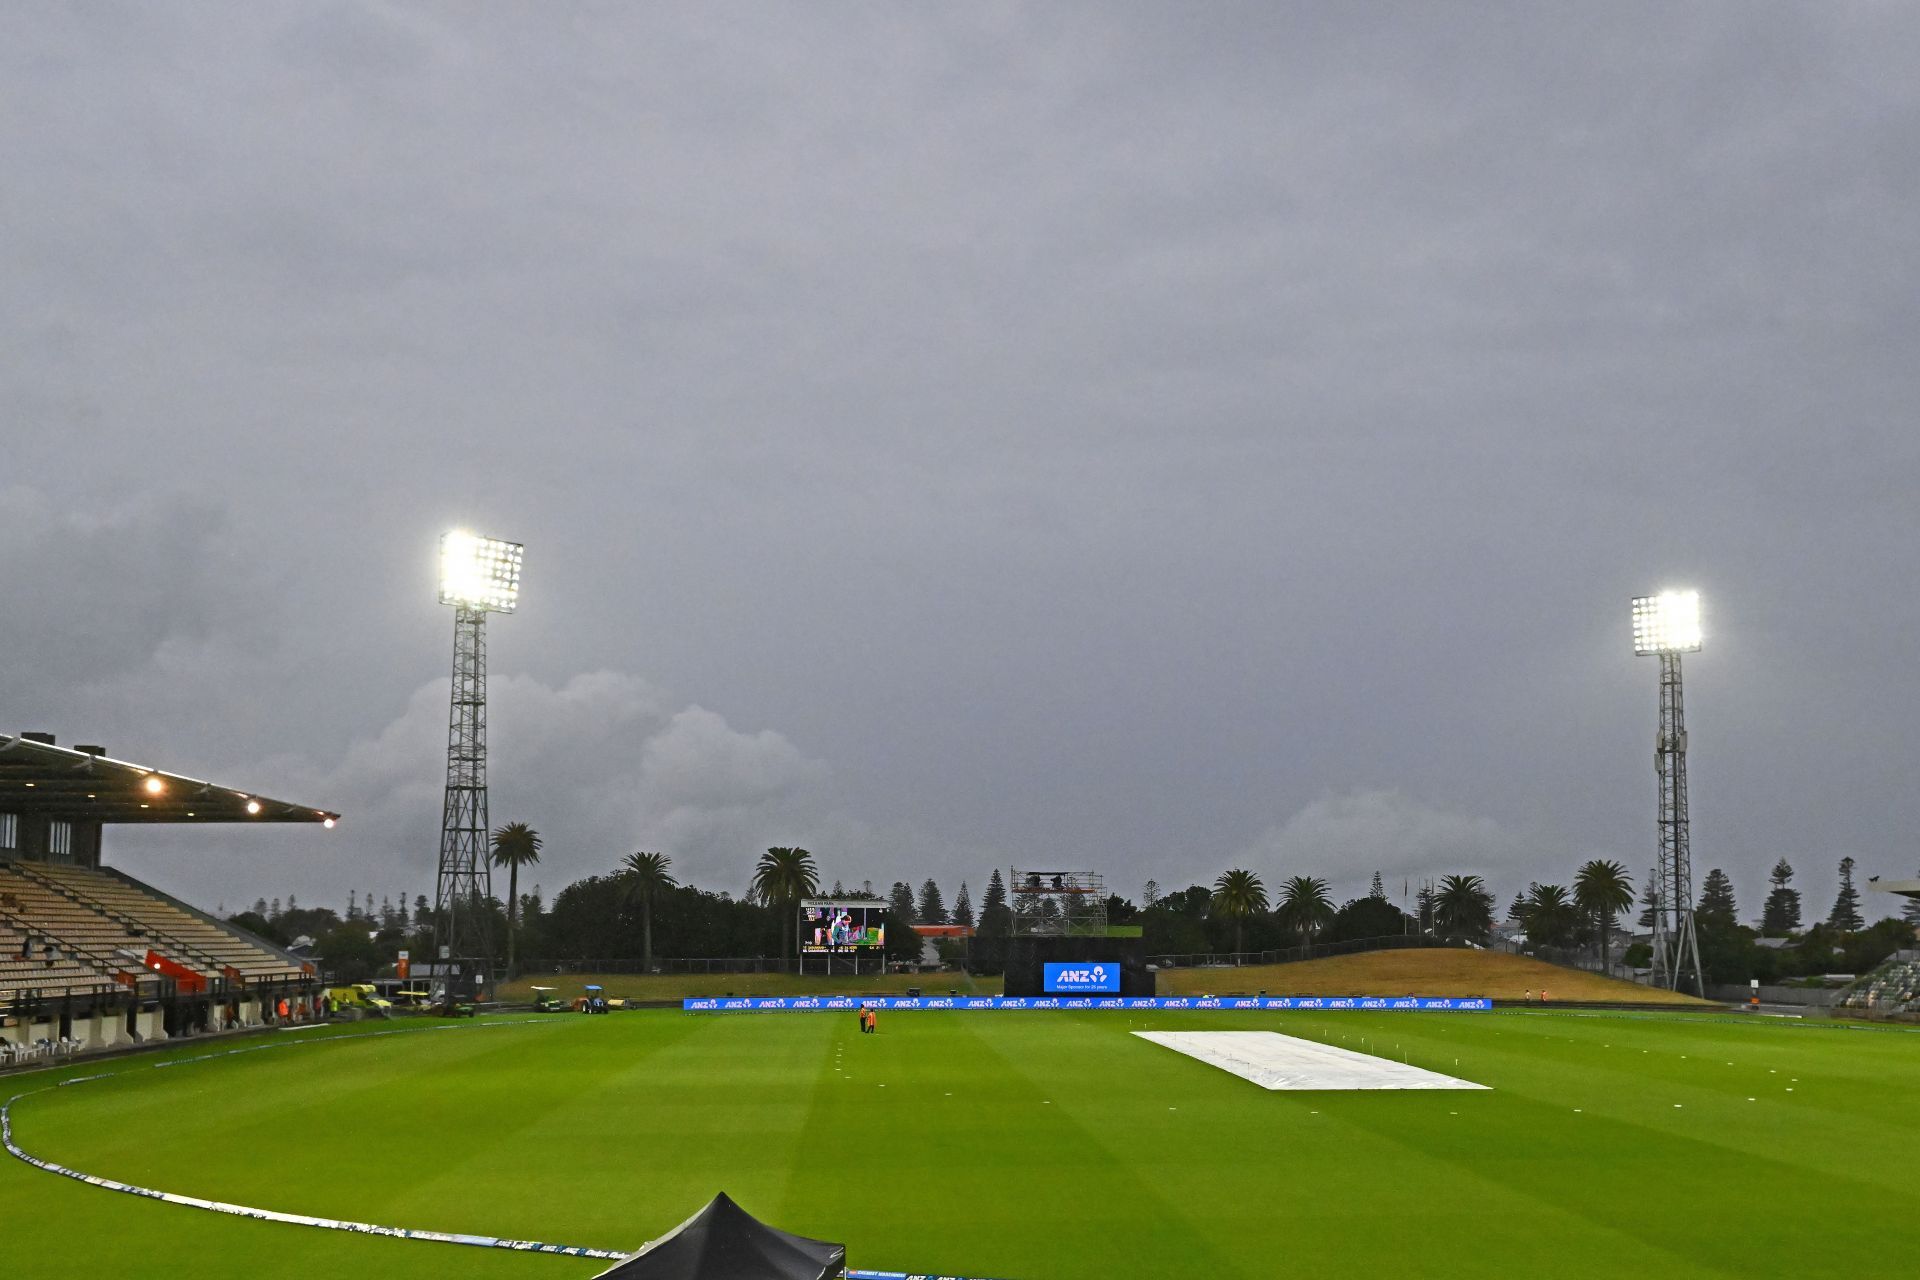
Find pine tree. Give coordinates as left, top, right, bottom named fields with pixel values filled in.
left=917, top=878, right=948, bottom=924
left=885, top=880, right=921, bottom=964
left=980, top=870, right=1008, bottom=924
left=1696, top=868, right=1738, bottom=929
left=974, top=869, right=1012, bottom=972
left=951, top=882, right=974, bottom=928
left=1827, top=856, right=1863, bottom=932
left=1369, top=871, right=1386, bottom=901
left=269, top=897, right=281, bottom=919
left=1761, top=858, right=1802, bottom=936
left=1637, top=868, right=1661, bottom=929
left=830, top=879, right=845, bottom=896
left=414, top=894, right=430, bottom=922
left=1141, top=879, right=1160, bottom=908
left=348, top=890, right=359, bottom=920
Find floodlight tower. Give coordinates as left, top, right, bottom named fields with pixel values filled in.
left=433, top=530, right=523, bottom=996
left=1631, top=590, right=1706, bottom=996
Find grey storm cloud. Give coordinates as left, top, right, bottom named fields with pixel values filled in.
left=1238, top=790, right=1542, bottom=904
left=3, top=3, right=1919, bottom=923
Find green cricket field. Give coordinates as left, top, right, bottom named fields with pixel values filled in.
left=4, top=1005, right=1915, bottom=1278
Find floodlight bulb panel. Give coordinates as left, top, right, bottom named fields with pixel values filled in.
left=1631, top=590, right=1702, bottom=655
left=438, top=530, right=524, bottom=613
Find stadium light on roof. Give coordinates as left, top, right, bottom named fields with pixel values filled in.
left=439, top=529, right=523, bottom=614
left=1631, top=590, right=1702, bottom=656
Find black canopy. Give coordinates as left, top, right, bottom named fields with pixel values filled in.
left=594, top=1194, right=845, bottom=1280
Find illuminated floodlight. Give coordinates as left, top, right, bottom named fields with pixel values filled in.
left=143, top=775, right=164, bottom=794
left=245, top=799, right=261, bottom=815
left=1631, top=590, right=1702, bottom=655
left=438, top=530, right=524, bottom=614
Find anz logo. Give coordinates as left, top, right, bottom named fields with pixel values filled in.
left=1044, top=961, right=1121, bottom=993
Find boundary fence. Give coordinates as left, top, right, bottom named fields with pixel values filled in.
left=686, top=994, right=1494, bottom=1012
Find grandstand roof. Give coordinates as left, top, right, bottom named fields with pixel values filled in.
left=0, top=733, right=340, bottom=826
left=1868, top=877, right=1920, bottom=902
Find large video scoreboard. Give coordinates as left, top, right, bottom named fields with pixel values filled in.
left=798, top=899, right=887, bottom=954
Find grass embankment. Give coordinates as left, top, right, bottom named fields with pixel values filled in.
left=1153, top=947, right=1714, bottom=1004
left=501, top=949, right=1705, bottom=1005
left=495, top=969, right=998, bottom=1002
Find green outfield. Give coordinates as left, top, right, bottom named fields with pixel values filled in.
left=4, top=1008, right=1917, bottom=1279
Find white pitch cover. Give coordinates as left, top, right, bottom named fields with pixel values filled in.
left=1134, top=1030, right=1488, bottom=1091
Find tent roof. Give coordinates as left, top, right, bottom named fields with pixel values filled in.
left=594, top=1194, right=844, bottom=1280
left=0, top=732, right=339, bottom=826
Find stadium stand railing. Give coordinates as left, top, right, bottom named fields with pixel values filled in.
left=1, top=859, right=320, bottom=1061
left=0, top=864, right=166, bottom=993
left=33, top=862, right=310, bottom=984
left=1837, top=949, right=1920, bottom=1019
left=0, top=910, right=126, bottom=1004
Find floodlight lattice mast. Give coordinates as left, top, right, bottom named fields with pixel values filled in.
left=433, top=532, right=523, bottom=991
left=1633, top=591, right=1706, bottom=997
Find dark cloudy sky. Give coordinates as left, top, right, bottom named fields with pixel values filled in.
left=4, top=2, right=1917, bottom=926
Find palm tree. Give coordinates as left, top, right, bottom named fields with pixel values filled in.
left=750, top=847, right=820, bottom=960
left=488, top=822, right=542, bottom=977
left=1574, top=859, right=1635, bottom=974
left=621, top=851, right=677, bottom=973
left=1523, top=883, right=1579, bottom=949
left=1210, top=869, right=1269, bottom=959
left=1277, top=876, right=1335, bottom=952
left=1434, top=874, right=1496, bottom=943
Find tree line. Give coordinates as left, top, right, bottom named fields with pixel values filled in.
left=231, top=827, right=1920, bottom=984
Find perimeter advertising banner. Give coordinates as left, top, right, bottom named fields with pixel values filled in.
left=683, top=995, right=1494, bottom=1012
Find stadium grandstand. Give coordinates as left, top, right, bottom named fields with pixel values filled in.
left=0, top=731, right=336, bottom=1063
left=1842, top=877, right=1920, bottom=1018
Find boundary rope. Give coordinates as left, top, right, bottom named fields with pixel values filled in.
left=2, top=1017, right=1014, bottom=1278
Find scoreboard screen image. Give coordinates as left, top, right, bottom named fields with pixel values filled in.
left=799, top=900, right=887, bottom=952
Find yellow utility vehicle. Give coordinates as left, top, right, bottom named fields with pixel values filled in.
left=326, top=984, right=392, bottom=1020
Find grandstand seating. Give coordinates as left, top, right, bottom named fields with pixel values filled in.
left=0, top=860, right=308, bottom=1007
left=0, top=912, right=119, bottom=1001
left=1839, top=950, right=1920, bottom=1017
left=29, top=862, right=307, bottom=983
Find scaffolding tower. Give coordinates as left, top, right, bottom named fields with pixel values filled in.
left=1009, top=870, right=1107, bottom=937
